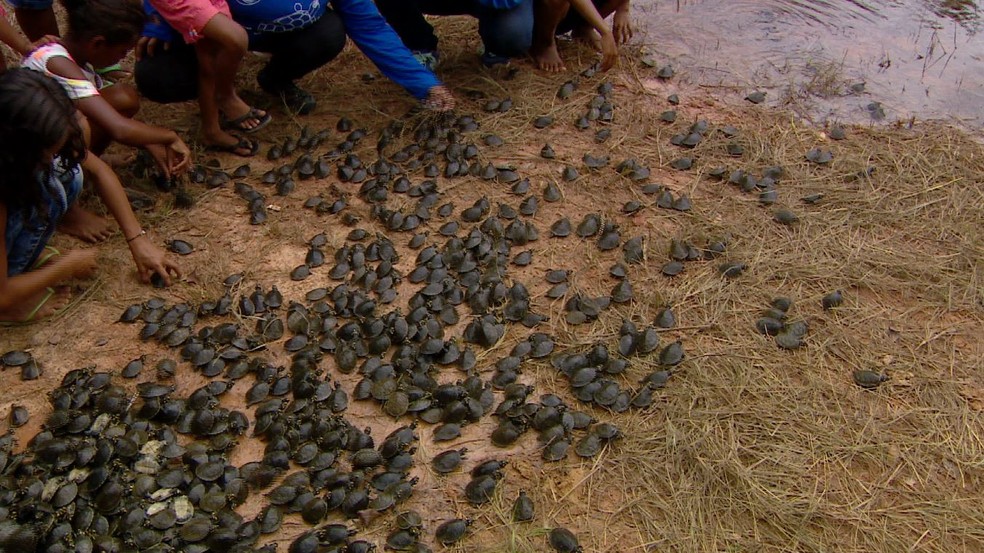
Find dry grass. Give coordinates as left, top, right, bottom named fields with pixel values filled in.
left=2, top=14, right=983, bottom=553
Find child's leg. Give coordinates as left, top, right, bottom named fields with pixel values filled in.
left=12, top=4, right=59, bottom=42
left=59, top=114, right=113, bottom=243
left=475, top=0, right=534, bottom=62
left=532, top=0, right=570, bottom=72
left=556, top=0, right=623, bottom=70
left=199, top=16, right=267, bottom=131
left=194, top=39, right=256, bottom=155
left=253, top=10, right=346, bottom=114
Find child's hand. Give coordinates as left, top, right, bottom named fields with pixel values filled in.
left=135, top=37, right=170, bottom=61
left=423, top=86, right=456, bottom=112
left=128, top=236, right=181, bottom=287
left=167, top=137, right=192, bottom=175
left=613, top=8, right=633, bottom=45
left=21, top=35, right=61, bottom=56
left=60, top=249, right=99, bottom=279
left=599, top=31, right=619, bottom=72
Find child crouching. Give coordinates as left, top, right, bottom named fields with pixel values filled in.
left=0, top=69, right=180, bottom=323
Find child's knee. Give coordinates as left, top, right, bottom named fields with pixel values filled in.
left=76, top=113, right=92, bottom=145
left=104, top=84, right=141, bottom=118
left=225, top=26, right=249, bottom=57
left=204, top=17, right=249, bottom=58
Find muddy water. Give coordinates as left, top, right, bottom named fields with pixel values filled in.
left=634, top=0, right=983, bottom=130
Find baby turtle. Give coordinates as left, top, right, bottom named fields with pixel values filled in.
left=432, top=448, right=468, bottom=474
left=654, top=307, right=675, bottom=329
left=290, top=264, right=311, bottom=281
left=2, top=350, right=32, bottom=367
left=745, top=91, right=767, bottom=104
left=168, top=239, right=194, bottom=255
left=9, top=405, right=28, bottom=427
left=541, top=144, right=556, bottom=159
left=805, top=148, right=834, bottom=164
left=659, top=341, right=684, bottom=366
left=774, top=208, right=799, bottom=225
left=464, top=474, right=500, bottom=505
left=512, top=491, right=534, bottom=522
left=755, top=317, right=784, bottom=336
left=549, top=528, right=583, bottom=553
left=433, top=423, right=461, bottom=442
left=853, top=370, right=889, bottom=389
left=551, top=218, right=571, bottom=237
left=544, top=181, right=562, bottom=202
left=774, top=330, right=804, bottom=350
left=534, top=116, right=554, bottom=129
left=435, top=518, right=472, bottom=545
left=719, top=262, right=747, bottom=278
left=661, top=261, right=684, bottom=277
left=822, top=290, right=844, bottom=310
left=670, top=157, right=693, bottom=171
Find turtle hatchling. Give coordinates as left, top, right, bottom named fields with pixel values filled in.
left=853, top=370, right=889, bottom=389
left=431, top=448, right=467, bottom=474
left=512, top=491, right=535, bottom=522
left=435, top=518, right=472, bottom=545
left=549, top=528, right=583, bottom=553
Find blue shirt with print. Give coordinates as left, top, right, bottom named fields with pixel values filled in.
left=143, top=0, right=439, bottom=99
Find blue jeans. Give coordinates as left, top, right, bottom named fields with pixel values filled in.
left=375, top=0, right=533, bottom=58
left=5, top=163, right=83, bottom=276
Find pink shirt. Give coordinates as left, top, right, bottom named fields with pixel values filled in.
left=147, top=0, right=232, bottom=44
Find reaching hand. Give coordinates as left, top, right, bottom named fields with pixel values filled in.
left=423, top=86, right=456, bottom=112
left=135, top=36, right=170, bottom=61
left=599, top=31, right=619, bottom=72
left=145, top=144, right=171, bottom=179
left=129, top=236, right=181, bottom=287
left=167, top=137, right=192, bottom=175
left=60, top=249, right=99, bottom=280
left=23, top=35, right=61, bottom=56
left=613, top=9, right=633, bottom=45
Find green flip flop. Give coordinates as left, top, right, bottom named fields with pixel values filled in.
left=0, top=287, right=56, bottom=326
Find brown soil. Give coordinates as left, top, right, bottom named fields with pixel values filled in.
left=2, top=14, right=983, bottom=553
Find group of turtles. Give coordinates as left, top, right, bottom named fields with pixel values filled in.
left=0, top=60, right=892, bottom=552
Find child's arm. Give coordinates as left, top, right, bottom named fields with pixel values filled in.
left=45, top=57, right=192, bottom=177
left=0, top=204, right=98, bottom=312
left=0, top=18, right=34, bottom=57
left=569, top=0, right=618, bottom=70
left=81, top=152, right=181, bottom=286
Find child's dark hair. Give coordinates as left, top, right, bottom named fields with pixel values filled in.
left=0, top=69, right=86, bottom=211
left=61, top=0, right=147, bottom=45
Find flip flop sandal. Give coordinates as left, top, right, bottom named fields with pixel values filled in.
left=31, top=246, right=61, bottom=270
left=206, top=136, right=260, bottom=158
left=220, top=108, right=272, bottom=134
left=0, top=287, right=56, bottom=326
left=95, top=63, right=126, bottom=76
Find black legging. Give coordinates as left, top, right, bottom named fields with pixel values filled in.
left=135, top=9, right=346, bottom=103
left=374, top=0, right=532, bottom=56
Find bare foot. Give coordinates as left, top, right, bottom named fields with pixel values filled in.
left=532, top=41, right=567, bottom=72
left=0, top=286, right=71, bottom=323
left=58, top=204, right=113, bottom=243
